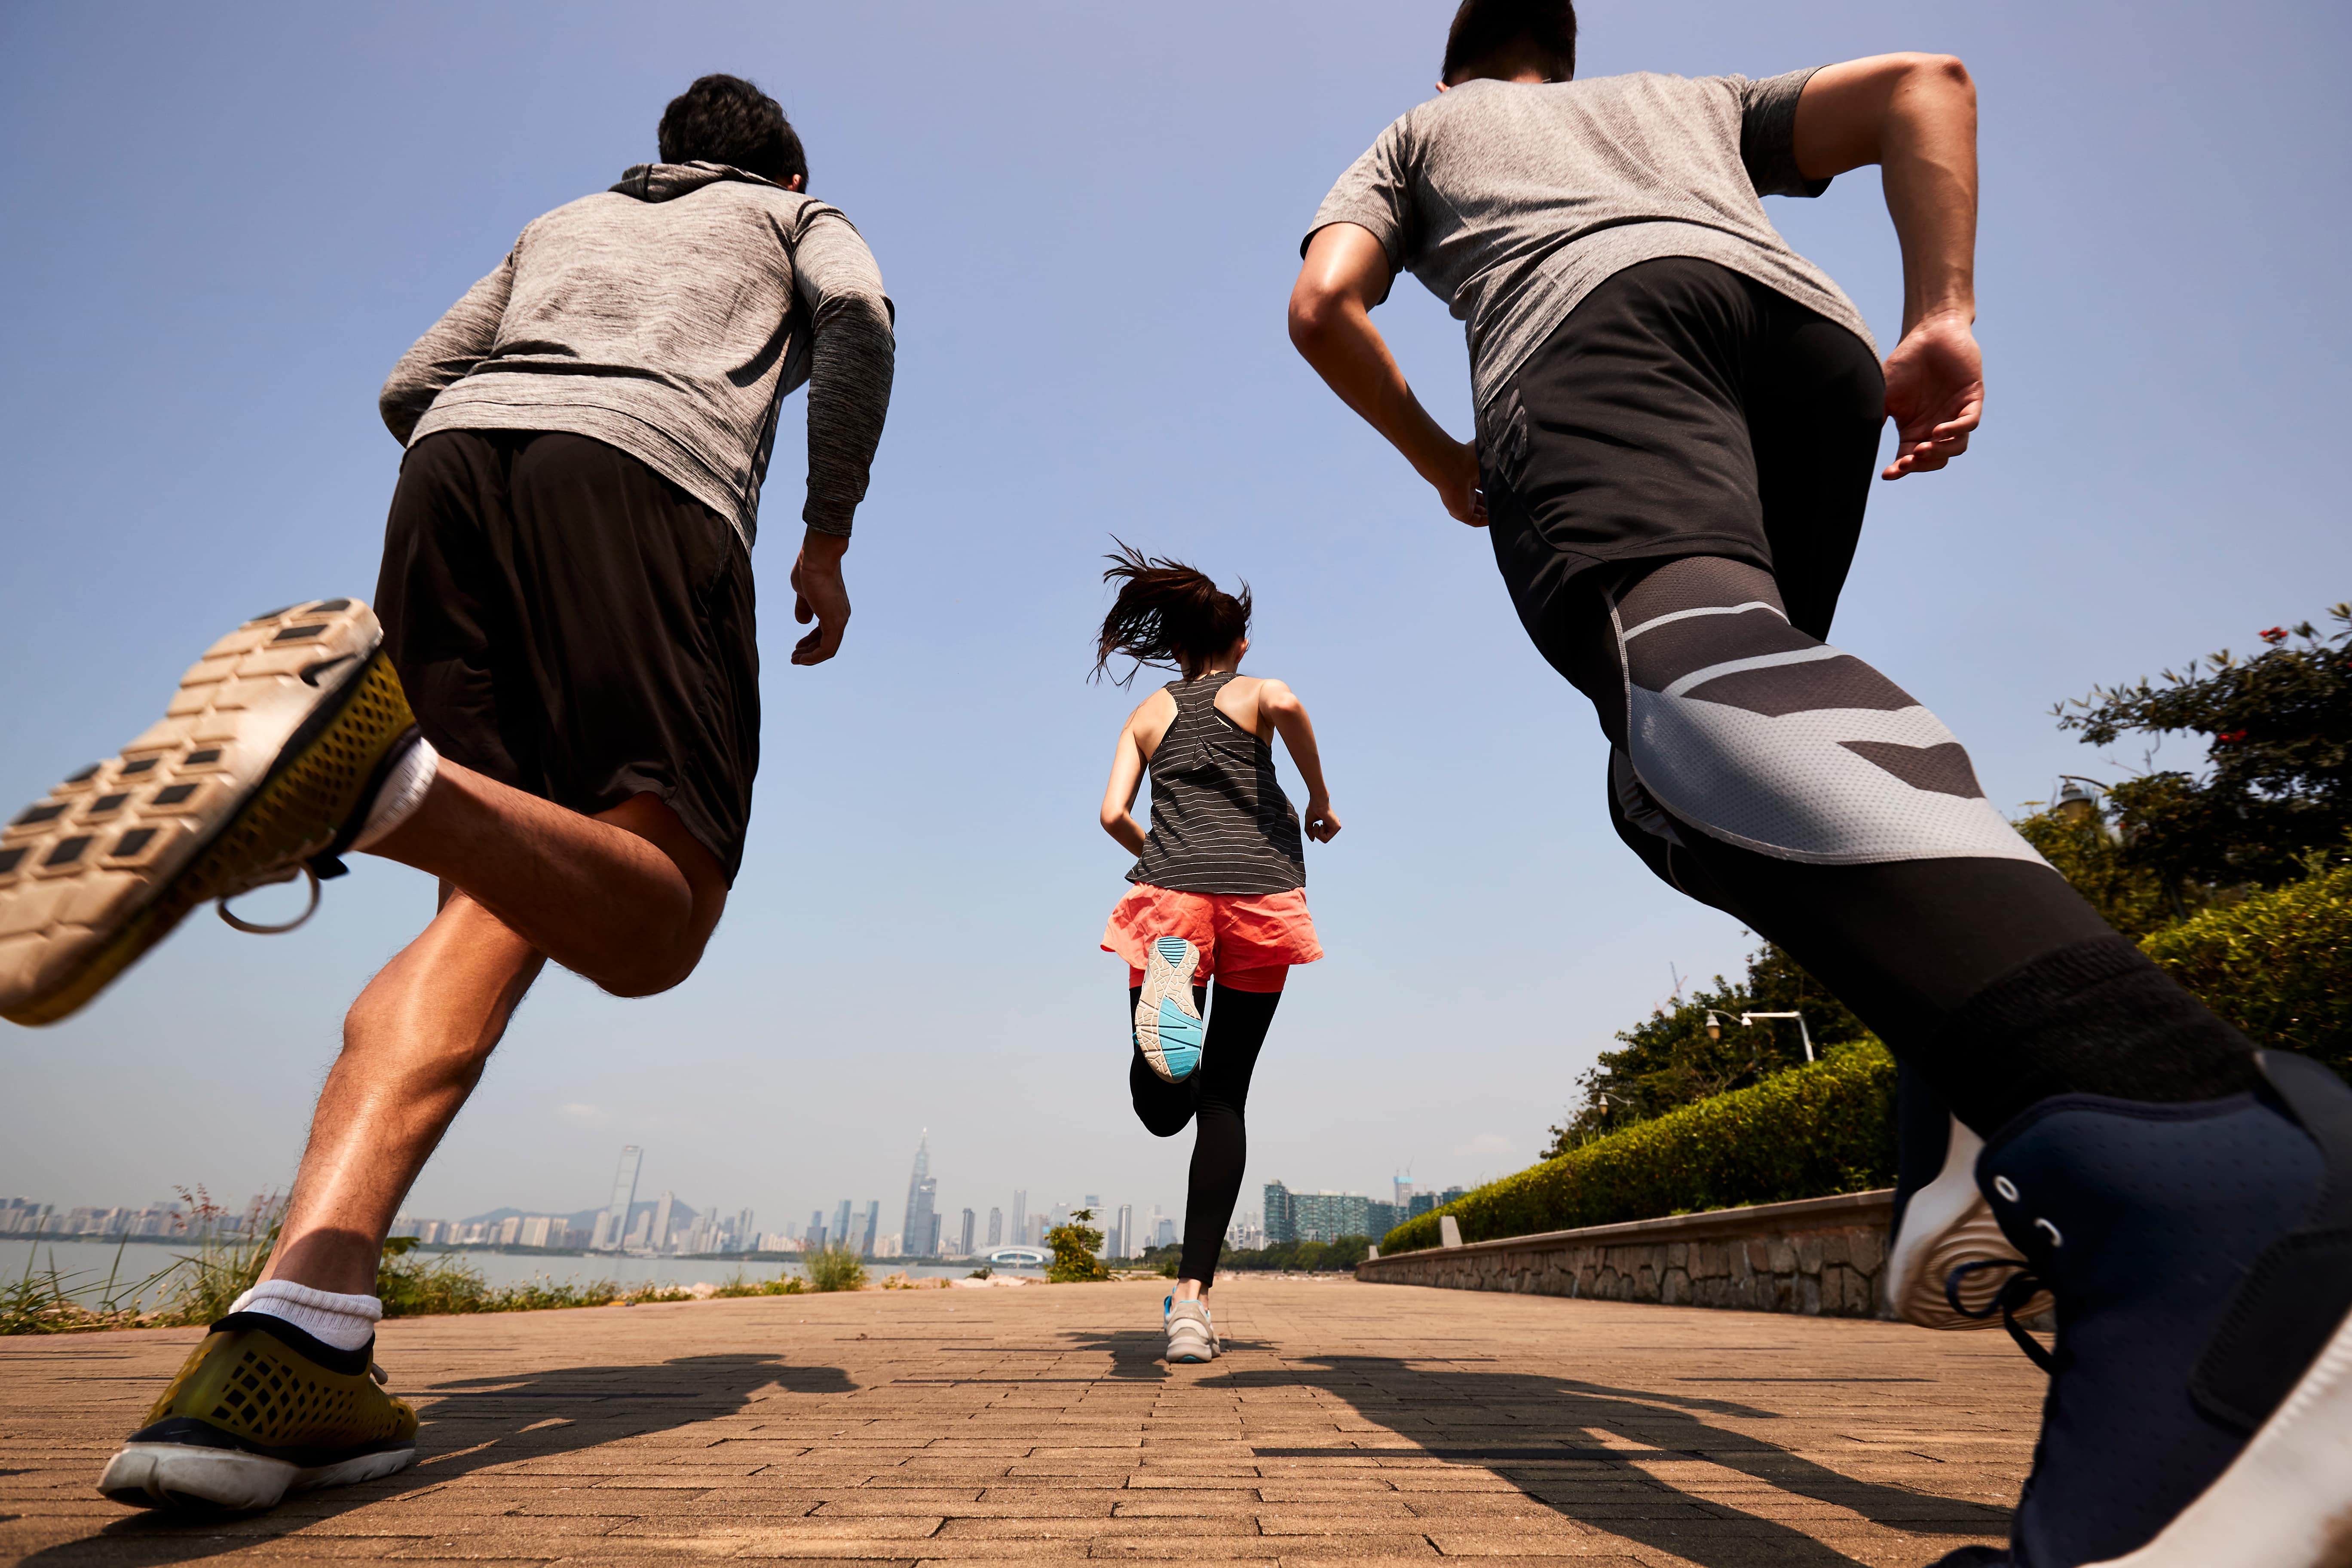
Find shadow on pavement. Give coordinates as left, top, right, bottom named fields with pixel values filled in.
left=1220, top=1353, right=2012, bottom=1568
left=24, top=1351, right=851, bottom=1566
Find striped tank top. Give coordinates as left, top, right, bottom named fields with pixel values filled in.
left=1128, top=672, right=1307, bottom=895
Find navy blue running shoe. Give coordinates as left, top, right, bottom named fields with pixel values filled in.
left=1930, top=1050, right=2352, bottom=1567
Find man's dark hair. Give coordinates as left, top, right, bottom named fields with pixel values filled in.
left=1440, top=0, right=1577, bottom=86
left=658, top=74, right=808, bottom=189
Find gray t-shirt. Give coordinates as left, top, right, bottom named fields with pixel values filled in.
left=1307, top=69, right=1874, bottom=413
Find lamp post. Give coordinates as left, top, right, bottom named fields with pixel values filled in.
left=1739, top=1010, right=1814, bottom=1063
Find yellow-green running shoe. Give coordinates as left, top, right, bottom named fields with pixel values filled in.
left=98, top=1312, right=419, bottom=1512
left=0, top=598, right=417, bottom=1026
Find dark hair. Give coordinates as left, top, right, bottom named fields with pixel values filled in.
left=1092, top=542, right=1252, bottom=686
left=658, top=74, right=808, bottom=189
left=1441, top=0, right=1577, bottom=85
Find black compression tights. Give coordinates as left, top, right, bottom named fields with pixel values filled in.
left=1129, top=982, right=1280, bottom=1286
left=1541, top=554, right=2256, bottom=1134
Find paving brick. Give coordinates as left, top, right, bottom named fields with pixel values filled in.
left=0, top=1277, right=2026, bottom=1564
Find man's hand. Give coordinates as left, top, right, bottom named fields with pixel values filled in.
left=790, top=530, right=851, bottom=665
left=1427, top=439, right=1488, bottom=527
left=1880, top=312, right=1983, bottom=479
left=1302, top=796, right=1342, bottom=843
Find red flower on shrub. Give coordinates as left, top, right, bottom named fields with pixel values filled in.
left=2216, top=730, right=2248, bottom=744
left=2259, top=627, right=2287, bottom=643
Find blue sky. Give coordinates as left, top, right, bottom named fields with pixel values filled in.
left=3, top=2, right=2345, bottom=1242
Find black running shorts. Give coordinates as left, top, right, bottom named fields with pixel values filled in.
left=1478, top=256, right=1885, bottom=650
left=374, top=430, right=759, bottom=884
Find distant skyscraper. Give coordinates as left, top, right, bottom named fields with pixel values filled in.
left=1011, top=1191, right=1026, bottom=1249
left=595, top=1146, right=642, bottom=1252
left=959, top=1208, right=976, bottom=1256
left=901, top=1132, right=932, bottom=1253
left=987, top=1207, right=1003, bottom=1247
left=1264, top=1181, right=1294, bottom=1244
left=651, top=1190, right=678, bottom=1253
left=832, top=1199, right=852, bottom=1246
left=860, top=1200, right=880, bottom=1257
left=902, top=1133, right=937, bottom=1262
left=1115, top=1203, right=1133, bottom=1259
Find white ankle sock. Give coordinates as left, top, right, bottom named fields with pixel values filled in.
left=229, top=1279, right=383, bottom=1351
left=351, top=735, right=438, bottom=854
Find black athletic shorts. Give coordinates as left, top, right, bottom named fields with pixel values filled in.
left=374, top=430, right=759, bottom=884
left=1478, top=256, right=1885, bottom=653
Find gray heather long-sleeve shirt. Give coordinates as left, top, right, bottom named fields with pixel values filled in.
left=381, top=161, right=894, bottom=545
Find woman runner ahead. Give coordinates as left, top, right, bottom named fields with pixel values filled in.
left=1093, top=545, right=1339, bottom=1364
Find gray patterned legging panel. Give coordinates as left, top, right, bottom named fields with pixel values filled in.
left=1547, top=555, right=2251, bottom=1133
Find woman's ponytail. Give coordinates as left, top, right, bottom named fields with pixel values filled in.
left=1092, top=540, right=1252, bottom=686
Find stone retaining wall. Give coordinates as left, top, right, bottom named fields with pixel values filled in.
left=1356, top=1189, right=1896, bottom=1319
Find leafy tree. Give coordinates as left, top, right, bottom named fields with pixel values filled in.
left=1542, top=944, right=1866, bottom=1157
left=2056, top=606, right=2352, bottom=894
left=2011, top=804, right=2203, bottom=938
left=1213, top=1237, right=1371, bottom=1272
left=1046, top=1208, right=1109, bottom=1283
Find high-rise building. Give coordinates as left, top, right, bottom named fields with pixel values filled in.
left=1264, top=1181, right=1294, bottom=1244
left=986, top=1207, right=1003, bottom=1247
left=901, top=1132, right=934, bottom=1262
left=650, top=1190, right=678, bottom=1253
left=832, top=1199, right=853, bottom=1247
left=1011, top=1191, right=1026, bottom=1250
left=1155, top=1214, right=1177, bottom=1248
left=625, top=1208, right=653, bottom=1249
left=958, top=1208, right=977, bottom=1256
left=859, top=1200, right=880, bottom=1257
left=595, top=1146, right=642, bottom=1251
left=1289, top=1191, right=1373, bottom=1241
left=1114, top=1203, right=1133, bottom=1259
left=902, top=1135, right=939, bottom=1263
left=735, top=1208, right=755, bottom=1253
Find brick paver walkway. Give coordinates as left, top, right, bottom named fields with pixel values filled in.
left=0, top=1276, right=2041, bottom=1565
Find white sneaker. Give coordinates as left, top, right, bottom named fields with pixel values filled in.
left=1164, top=1296, right=1217, bottom=1363
left=1135, top=936, right=1206, bottom=1082
left=1886, top=1112, right=2053, bottom=1329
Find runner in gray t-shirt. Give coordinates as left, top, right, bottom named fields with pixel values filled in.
left=1288, top=6, right=2352, bottom=1563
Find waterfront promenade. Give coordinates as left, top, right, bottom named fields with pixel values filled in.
left=0, top=1277, right=2037, bottom=1564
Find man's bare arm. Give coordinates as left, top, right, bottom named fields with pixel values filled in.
left=1287, top=224, right=1486, bottom=527
left=1794, top=54, right=1981, bottom=480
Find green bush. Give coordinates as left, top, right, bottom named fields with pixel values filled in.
left=1382, top=1041, right=1896, bottom=1256
left=2141, top=851, right=2352, bottom=1077
left=1047, top=1209, right=1110, bottom=1283
left=803, top=1242, right=868, bottom=1292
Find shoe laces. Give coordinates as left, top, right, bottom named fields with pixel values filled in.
left=1946, top=1258, right=2056, bottom=1373
left=216, top=862, right=323, bottom=935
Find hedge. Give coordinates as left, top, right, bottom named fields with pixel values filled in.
left=1380, top=1040, right=1896, bottom=1256
left=1383, top=858, right=2352, bottom=1256
left=2141, top=857, right=2352, bottom=1078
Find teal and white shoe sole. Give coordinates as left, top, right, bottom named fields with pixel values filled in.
left=1135, top=936, right=1206, bottom=1082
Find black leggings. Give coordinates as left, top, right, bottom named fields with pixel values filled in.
left=1482, top=261, right=2254, bottom=1135
left=1129, top=982, right=1279, bottom=1286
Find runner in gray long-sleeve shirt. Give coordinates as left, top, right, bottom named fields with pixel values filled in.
left=380, top=158, right=893, bottom=545
left=12, top=75, right=901, bottom=1516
